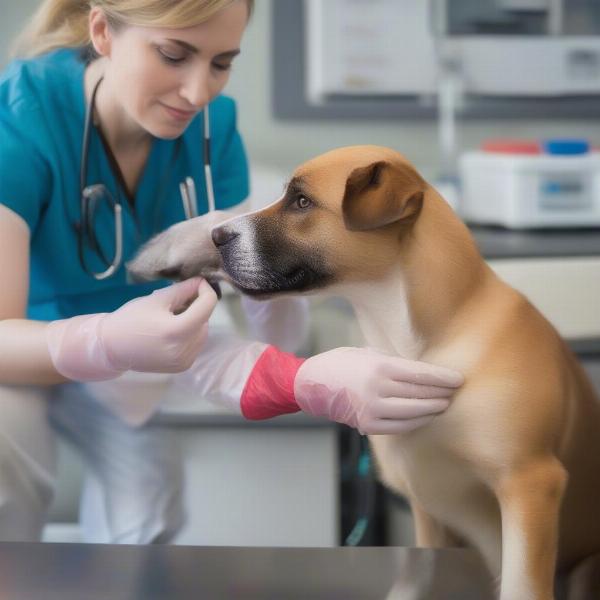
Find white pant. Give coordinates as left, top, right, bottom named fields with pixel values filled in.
left=0, top=382, right=183, bottom=543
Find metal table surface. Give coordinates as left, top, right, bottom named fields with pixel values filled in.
left=0, top=543, right=496, bottom=600
left=0, top=543, right=598, bottom=600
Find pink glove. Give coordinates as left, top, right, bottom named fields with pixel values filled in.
left=46, top=278, right=217, bottom=381
left=294, top=347, right=463, bottom=434
left=240, top=346, right=463, bottom=435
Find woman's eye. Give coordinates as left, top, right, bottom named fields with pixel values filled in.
left=158, top=47, right=186, bottom=64
left=295, top=196, right=312, bottom=210
left=212, top=62, right=233, bottom=72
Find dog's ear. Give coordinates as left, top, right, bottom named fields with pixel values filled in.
left=342, top=160, right=425, bottom=231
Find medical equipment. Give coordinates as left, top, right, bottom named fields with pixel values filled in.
left=459, top=139, right=600, bottom=229
left=179, top=108, right=216, bottom=219
left=79, top=77, right=214, bottom=280
left=203, top=107, right=216, bottom=213
left=305, top=1, right=600, bottom=102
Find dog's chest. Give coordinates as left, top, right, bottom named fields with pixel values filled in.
left=369, top=431, right=498, bottom=544
left=371, top=433, right=473, bottom=508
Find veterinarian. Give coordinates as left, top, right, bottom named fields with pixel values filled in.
left=0, top=0, right=463, bottom=543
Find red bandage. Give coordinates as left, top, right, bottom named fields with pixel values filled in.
left=240, top=346, right=306, bottom=420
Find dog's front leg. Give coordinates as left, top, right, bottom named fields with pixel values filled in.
left=411, top=500, right=462, bottom=547
left=495, top=457, right=567, bottom=600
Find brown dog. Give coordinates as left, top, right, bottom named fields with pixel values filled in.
left=130, top=146, right=600, bottom=599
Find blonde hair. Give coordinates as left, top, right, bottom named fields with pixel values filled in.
left=13, top=0, right=253, bottom=58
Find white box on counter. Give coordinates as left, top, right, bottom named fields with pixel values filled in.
left=459, top=149, right=600, bottom=229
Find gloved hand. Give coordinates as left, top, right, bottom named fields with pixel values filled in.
left=240, top=346, right=463, bottom=435
left=126, top=210, right=232, bottom=283
left=46, top=277, right=217, bottom=381
left=294, top=347, right=463, bottom=434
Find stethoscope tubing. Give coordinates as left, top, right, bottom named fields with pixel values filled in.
left=79, top=76, right=214, bottom=279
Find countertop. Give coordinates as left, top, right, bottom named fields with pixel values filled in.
left=470, top=225, right=600, bottom=259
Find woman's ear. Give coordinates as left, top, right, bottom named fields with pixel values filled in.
left=89, top=7, right=113, bottom=57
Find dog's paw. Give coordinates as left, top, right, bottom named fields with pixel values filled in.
left=126, top=212, right=230, bottom=283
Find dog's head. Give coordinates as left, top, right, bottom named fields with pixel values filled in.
left=212, top=145, right=427, bottom=298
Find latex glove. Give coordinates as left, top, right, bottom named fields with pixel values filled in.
left=294, top=347, right=463, bottom=435
left=171, top=332, right=269, bottom=414
left=46, top=277, right=217, bottom=381
left=126, top=210, right=232, bottom=283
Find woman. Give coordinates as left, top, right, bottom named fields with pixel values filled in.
left=0, top=0, right=463, bottom=544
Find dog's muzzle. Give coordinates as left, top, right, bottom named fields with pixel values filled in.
left=211, top=224, right=239, bottom=249
left=212, top=223, right=318, bottom=296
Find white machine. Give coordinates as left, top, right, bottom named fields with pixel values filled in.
left=459, top=140, right=600, bottom=229
left=305, top=1, right=600, bottom=102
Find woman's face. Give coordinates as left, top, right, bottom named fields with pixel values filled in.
left=101, top=1, right=248, bottom=139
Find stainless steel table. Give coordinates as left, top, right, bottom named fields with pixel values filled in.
left=0, top=543, right=598, bottom=599
left=0, top=544, right=496, bottom=600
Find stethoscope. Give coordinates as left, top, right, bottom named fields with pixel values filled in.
left=79, top=76, right=215, bottom=280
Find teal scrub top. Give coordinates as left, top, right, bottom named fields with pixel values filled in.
left=0, top=48, right=249, bottom=321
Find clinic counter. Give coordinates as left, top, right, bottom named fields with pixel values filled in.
left=471, top=225, right=600, bottom=355
left=470, top=225, right=600, bottom=259
left=0, top=543, right=597, bottom=600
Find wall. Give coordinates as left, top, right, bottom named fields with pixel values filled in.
left=226, top=0, right=600, bottom=177
left=3, top=0, right=600, bottom=177
left=0, top=0, right=40, bottom=64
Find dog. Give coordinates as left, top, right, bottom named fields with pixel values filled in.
left=128, top=145, right=600, bottom=600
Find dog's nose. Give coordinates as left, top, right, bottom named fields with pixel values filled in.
left=212, top=225, right=239, bottom=248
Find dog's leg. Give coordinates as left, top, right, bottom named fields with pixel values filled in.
left=495, top=457, right=567, bottom=600
left=411, top=501, right=462, bottom=547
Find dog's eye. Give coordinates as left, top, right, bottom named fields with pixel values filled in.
left=295, top=195, right=312, bottom=210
